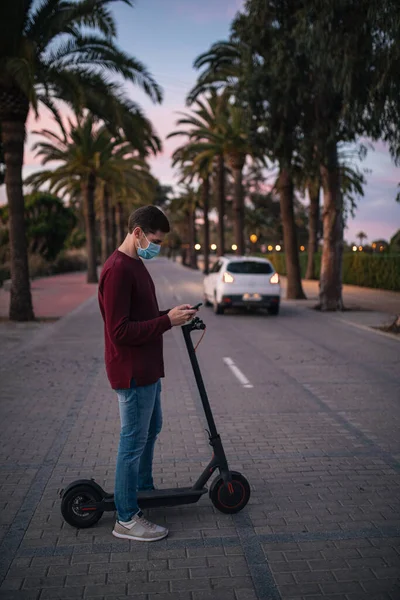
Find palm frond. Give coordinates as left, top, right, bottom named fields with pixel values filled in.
left=44, top=35, right=163, bottom=103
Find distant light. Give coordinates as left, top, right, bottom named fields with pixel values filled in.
left=231, top=244, right=237, bottom=251
left=352, top=245, right=357, bottom=252
left=372, top=243, right=376, bottom=249
left=250, top=234, right=258, bottom=243
left=359, top=245, right=363, bottom=251
left=380, top=245, right=384, bottom=251
left=300, top=245, right=305, bottom=251
left=267, top=245, right=273, bottom=252
left=194, top=243, right=201, bottom=251
left=211, top=244, right=217, bottom=251
left=275, top=245, right=281, bottom=251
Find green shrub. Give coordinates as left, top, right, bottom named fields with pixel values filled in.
left=50, top=249, right=87, bottom=274
left=0, top=193, right=77, bottom=262
left=0, top=249, right=87, bottom=287
left=261, top=252, right=400, bottom=291
left=28, top=254, right=51, bottom=278
left=65, top=227, right=86, bottom=250
left=0, top=254, right=50, bottom=287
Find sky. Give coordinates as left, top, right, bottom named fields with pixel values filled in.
left=2, top=0, right=399, bottom=244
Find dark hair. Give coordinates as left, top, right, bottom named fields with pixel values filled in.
left=128, top=205, right=170, bottom=235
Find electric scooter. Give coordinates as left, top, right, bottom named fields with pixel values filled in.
left=60, top=315, right=250, bottom=528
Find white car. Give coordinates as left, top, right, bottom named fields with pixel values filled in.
left=203, top=255, right=281, bottom=315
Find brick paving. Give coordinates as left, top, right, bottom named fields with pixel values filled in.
left=0, top=258, right=399, bottom=599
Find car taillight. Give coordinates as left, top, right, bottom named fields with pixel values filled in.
left=270, top=272, right=280, bottom=284
left=223, top=272, right=235, bottom=283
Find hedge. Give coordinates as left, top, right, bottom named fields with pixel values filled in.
left=262, top=252, right=400, bottom=291
left=0, top=249, right=87, bottom=288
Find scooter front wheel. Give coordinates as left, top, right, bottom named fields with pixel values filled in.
left=61, top=483, right=104, bottom=528
left=209, top=471, right=250, bottom=514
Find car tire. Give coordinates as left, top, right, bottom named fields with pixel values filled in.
left=213, top=295, right=224, bottom=315
left=203, top=293, right=212, bottom=307
left=268, top=303, right=280, bottom=316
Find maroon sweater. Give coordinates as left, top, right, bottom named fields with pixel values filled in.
left=98, top=250, right=171, bottom=389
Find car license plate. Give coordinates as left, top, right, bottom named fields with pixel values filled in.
left=243, top=293, right=261, bottom=301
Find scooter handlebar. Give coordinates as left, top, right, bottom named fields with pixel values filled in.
left=182, top=316, right=206, bottom=332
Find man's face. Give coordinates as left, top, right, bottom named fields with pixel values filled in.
left=145, top=230, right=166, bottom=247
left=134, top=227, right=166, bottom=248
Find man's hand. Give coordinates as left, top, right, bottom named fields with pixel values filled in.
left=168, top=305, right=196, bottom=327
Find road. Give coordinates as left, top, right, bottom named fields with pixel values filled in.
left=0, top=257, right=399, bottom=600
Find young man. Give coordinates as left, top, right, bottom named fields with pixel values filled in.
left=98, top=205, right=196, bottom=542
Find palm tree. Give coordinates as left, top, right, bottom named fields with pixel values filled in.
left=0, top=0, right=162, bottom=320
left=188, top=41, right=244, bottom=104
left=356, top=231, right=367, bottom=247
left=188, top=36, right=306, bottom=299
left=170, top=145, right=213, bottom=274
left=169, top=92, right=260, bottom=256
left=168, top=91, right=227, bottom=257
left=168, top=190, right=198, bottom=269
left=26, top=115, right=156, bottom=282
left=106, top=154, right=156, bottom=252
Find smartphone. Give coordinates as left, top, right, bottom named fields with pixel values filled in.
left=190, top=302, right=202, bottom=310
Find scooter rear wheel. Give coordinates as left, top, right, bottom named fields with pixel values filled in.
left=209, top=471, right=250, bottom=514
left=61, top=483, right=103, bottom=528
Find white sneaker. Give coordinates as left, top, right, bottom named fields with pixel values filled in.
left=112, top=511, right=168, bottom=542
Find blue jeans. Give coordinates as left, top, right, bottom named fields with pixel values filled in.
left=114, top=379, right=162, bottom=522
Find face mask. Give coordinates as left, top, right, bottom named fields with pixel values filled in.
left=137, top=232, right=161, bottom=260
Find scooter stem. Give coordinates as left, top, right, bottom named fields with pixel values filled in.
left=181, top=320, right=219, bottom=439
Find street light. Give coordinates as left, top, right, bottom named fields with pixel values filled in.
left=300, top=245, right=305, bottom=251
left=210, top=244, right=217, bottom=251
left=267, top=245, right=273, bottom=252
left=275, top=244, right=281, bottom=251
left=352, top=245, right=357, bottom=252
left=231, top=244, right=237, bottom=251
left=358, top=245, right=363, bottom=251
left=250, top=234, right=258, bottom=244
left=194, top=243, right=201, bottom=251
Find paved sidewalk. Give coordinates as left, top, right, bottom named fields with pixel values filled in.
left=282, top=278, right=400, bottom=317
left=0, top=272, right=98, bottom=319
left=0, top=258, right=399, bottom=600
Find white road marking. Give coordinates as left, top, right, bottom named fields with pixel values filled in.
left=338, top=318, right=400, bottom=343
left=223, top=357, right=254, bottom=388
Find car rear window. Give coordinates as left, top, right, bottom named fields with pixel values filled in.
left=226, top=261, right=273, bottom=274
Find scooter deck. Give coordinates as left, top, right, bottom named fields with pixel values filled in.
left=137, top=487, right=208, bottom=508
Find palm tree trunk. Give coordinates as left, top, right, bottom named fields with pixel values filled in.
left=202, top=176, right=210, bottom=274
left=82, top=172, right=98, bottom=283
left=110, top=204, right=117, bottom=249
left=277, top=167, right=306, bottom=299
left=215, top=155, right=225, bottom=256
left=116, top=202, right=125, bottom=246
left=100, top=184, right=110, bottom=264
left=232, top=163, right=245, bottom=255
left=305, top=183, right=320, bottom=280
left=319, top=143, right=344, bottom=310
left=188, top=207, right=198, bottom=269
left=1, top=119, right=34, bottom=321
